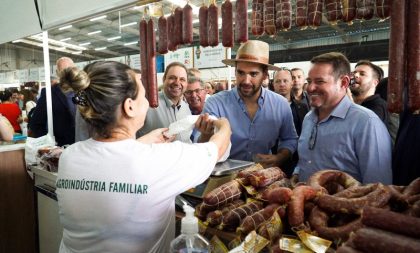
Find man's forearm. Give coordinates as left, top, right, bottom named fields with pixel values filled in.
left=276, top=148, right=292, bottom=166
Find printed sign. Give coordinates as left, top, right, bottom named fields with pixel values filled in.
left=194, top=43, right=227, bottom=69
left=164, top=47, right=194, bottom=69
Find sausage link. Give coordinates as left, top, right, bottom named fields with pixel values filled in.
left=342, top=0, right=357, bottom=24
left=205, top=199, right=245, bottom=226
left=237, top=203, right=280, bottom=235
left=307, top=0, right=323, bottom=27
left=220, top=201, right=264, bottom=230
left=221, top=0, right=234, bottom=47
left=174, top=7, right=183, bottom=47
left=147, top=19, right=158, bottom=108
left=325, top=0, right=343, bottom=25
left=356, top=0, right=375, bottom=20
left=208, top=2, right=219, bottom=47
left=288, top=185, right=319, bottom=229
left=157, top=16, right=168, bottom=54
left=407, top=0, right=420, bottom=112
left=264, top=0, right=277, bottom=35
left=182, top=3, right=193, bottom=44
left=139, top=19, right=149, bottom=98
left=168, top=14, right=178, bottom=51
left=235, top=0, right=249, bottom=43
left=199, top=5, right=209, bottom=47
left=275, top=0, right=292, bottom=31
left=248, top=167, right=286, bottom=188
left=375, top=0, right=391, bottom=20
left=251, top=0, right=264, bottom=36
left=237, top=163, right=264, bottom=185
left=403, top=178, right=420, bottom=196
left=203, top=180, right=242, bottom=209
left=308, top=169, right=361, bottom=193
left=266, top=187, right=293, bottom=204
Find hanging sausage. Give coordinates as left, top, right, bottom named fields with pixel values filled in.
left=208, top=0, right=219, bottom=47
left=325, top=0, right=342, bottom=25
left=168, top=13, right=178, bottom=51
left=251, top=0, right=264, bottom=36
left=356, top=0, right=375, bottom=20
left=296, top=0, right=308, bottom=28
left=264, top=0, right=277, bottom=35
left=139, top=18, right=149, bottom=98
left=407, top=0, right=420, bottom=112
left=222, top=0, right=234, bottom=47
left=307, top=0, right=323, bottom=28
left=235, top=0, right=249, bottom=43
left=199, top=4, right=209, bottom=47
left=157, top=15, right=168, bottom=54
left=342, top=0, right=357, bottom=24
left=174, top=7, right=183, bottom=47
left=182, top=3, right=193, bottom=44
left=147, top=18, right=158, bottom=108
left=375, top=0, right=391, bottom=20
left=275, top=0, right=292, bottom=31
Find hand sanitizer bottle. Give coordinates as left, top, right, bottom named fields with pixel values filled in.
left=169, top=205, right=210, bottom=253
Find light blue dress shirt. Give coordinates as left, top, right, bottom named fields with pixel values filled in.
left=202, top=87, right=298, bottom=161
left=297, top=95, right=392, bottom=184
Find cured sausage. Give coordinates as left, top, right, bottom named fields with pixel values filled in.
left=307, top=0, right=323, bottom=27
left=352, top=228, right=420, bottom=253
left=205, top=199, right=245, bottom=226
left=264, top=0, right=276, bottom=35
left=237, top=204, right=280, bottom=235
left=342, top=0, right=357, bottom=24
left=157, top=16, right=168, bottom=54
left=199, top=5, right=209, bottom=47
left=208, top=1, right=219, bottom=47
left=266, top=187, right=293, bottom=204
left=168, top=13, right=178, bottom=51
left=195, top=202, right=210, bottom=220
left=334, top=183, right=379, bottom=198
left=361, top=206, right=420, bottom=239
left=407, top=0, right=420, bottom=112
left=251, top=0, right=264, bottom=36
left=139, top=18, right=149, bottom=98
left=248, top=167, right=286, bottom=188
left=220, top=201, right=263, bottom=230
left=288, top=185, right=319, bottom=229
left=275, top=0, right=292, bottom=31
left=237, top=163, right=264, bottom=185
left=174, top=7, right=183, bottom=47
left=256, top=179, right=292, bottom=201
left=296, top=0, right=308, bottom=28
left=325, top=0, right=343, bottom=25
left=356, top=0, right=375, bottom=20
left=221, top=0, right=234, bottom=47
left=147, top=18, right=158, bottom=108
left=307, top=169, right=361, bottom=193
left=388, top=0, right=407, bottom=113
left=182, top=3, right=193, bottom=44
left=235, top=0, right=249, bottom=43
left=375, top=0, right=391, bottom=20
left=403, top=178, right=420, bottom=196
left=203, top=180, right=242, bottom=209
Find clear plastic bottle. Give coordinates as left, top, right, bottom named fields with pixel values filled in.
left=169, top=205, right=210, bottom=253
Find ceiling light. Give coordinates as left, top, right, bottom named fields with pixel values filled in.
left=124, top=41, right=138, bottom=46
left=78, top=42, right=91, bottom=46
left=107, top=36, right=121, bottom=41
left=59, top=37, right=71, bottom=42
left=95, top=47, right=106, bottom=51
left=120, top=22, right=137, bottom=28
left=87, top=30, right=102, bottom=35
left=12, top=39, right=22, bottom=43
left=59, top=25, right=72, bottom=30
left=72, top=51, right=82, bottom=55
left=89, top=15, right=107, bottom=22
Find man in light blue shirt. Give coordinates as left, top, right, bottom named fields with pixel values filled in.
left=295, top=52, right=392, bottom=184
left=200, top=41, right=298, bottom=169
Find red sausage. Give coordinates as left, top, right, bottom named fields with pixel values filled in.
left=168, top=14, right=177, bottom=51
left=147, top=19, right=158, bottom=108
left=342, top=0, right=357, bottom=24
left=221, top=0, right=234, bottom=47
left=356, top=0, right=375, bottom=20
left=295, top=0, right=308, bottom=28
left=174, top=7, right=183, bottom=47
left=251, top=0, right=264, bottom=36
left=407, top=0, right=420, bottom=112
left=307, top=0, right=323, bottom=27
left=235, top=0, right=249, bottom=43
left=208, top=2, right=219, bottom=47
left=157, top=16, right=168, bottom=55
left=325, top=0, right=343, bottom=25
left=275, top=0, right=292, bottom=31
left=139, top=19, right=149, bottom=98
left=199, top=5, right=209, bottom=47
left=375, top=0, right=391, bottom=20
left=182, top=3, right=193, bottom=45
left=288, top=185, right=319, bottom=229
left=387, top=0, right=407, bottom=113
left=264, top=0, right=276, bottom=35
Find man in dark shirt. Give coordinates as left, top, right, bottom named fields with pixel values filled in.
left=350, top=60, right=389, bottom=124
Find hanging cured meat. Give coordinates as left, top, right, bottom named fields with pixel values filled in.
left=264, top=0, right=277, bottom=35
left=182, top=3, right=193, bottom=44
left=235, top=0, right=249, bottom=43
left=325, top=0, right=342, bottom=25
left=168, top=13, right=177, bottom=51
left=407, top=0, right=420, bottom=112
left=174, top=7, right=183, bottom=47
left=307, top=0, right=323, bottom=28
left=208, top=1, right=219, bottom=47
left=199, top=5, right=209, bottom=47
left=375, top=0, right=391, bottom=20
left=275, top=0, right=292, bottom=31
left=251, top=0, right=264, bottom=36
left=146, top=19, right=158, bottom=108
left=157, top=15, right=168, bottom=54
left=139, top=18, right=149, bottom=97
left=356, top=0, right=375, bottom=20
left=342, top=0, right=357, bottom=24
left=296, top=0, right=308, bottom=28
left=222, top=0, right=234, bottom=47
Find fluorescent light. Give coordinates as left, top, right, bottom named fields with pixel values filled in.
left=59, top=37, right=71, bottom=42
left=59, top=25, right=72, bottom=30
left=95, top=47, right=106, bottom=51
left=87, top=30, right=102, bottom=35
left=124, top=41, right=138, bottom=46
left=12, top=39, right=22, bottom=43
left=78, top=42, right=91, bottom=46
left=89, top=15, right=107, bottom=22
left=107, top=36, right=121, bottom=41
left=164, top=0, right=199, bottom=15
left=120, top=22, right=137, bottom=28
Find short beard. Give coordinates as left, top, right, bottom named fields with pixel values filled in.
left=238, top=83, right=260, bottom=98
left=350, top=87, right=362, bottom=97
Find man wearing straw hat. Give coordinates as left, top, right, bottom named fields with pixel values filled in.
left=199, top=40, right=298, bottom=172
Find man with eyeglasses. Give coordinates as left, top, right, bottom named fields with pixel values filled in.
left=184, top=76, right=207, bottom=115
left=200, top=40, right=298, bottom=171
left=294, top=52, right=392, bottom=184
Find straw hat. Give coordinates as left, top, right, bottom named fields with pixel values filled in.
left=222, top=40, right=281, bottom=71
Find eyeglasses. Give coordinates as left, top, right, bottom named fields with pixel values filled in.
left=308, top=123, right=318, bottom=150
left=184, top=88, right=205, bottom=96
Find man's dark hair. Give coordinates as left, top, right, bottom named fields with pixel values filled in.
left=355, top=60, right=384, bottom=81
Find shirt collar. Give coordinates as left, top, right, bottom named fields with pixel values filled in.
left=232, top=87, right=266, bottom=105
left=330, top=95, right=352, bottom=119
left=162, top=91, right=181, bottom=110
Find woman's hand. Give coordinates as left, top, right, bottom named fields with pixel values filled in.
left=137, top=128, right=175, bottom=144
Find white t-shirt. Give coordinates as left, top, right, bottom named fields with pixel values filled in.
left=56, top=139, right=218, bottom=253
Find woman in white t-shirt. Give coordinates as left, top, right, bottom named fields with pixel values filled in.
left=56, top=61, right=231, bottom=253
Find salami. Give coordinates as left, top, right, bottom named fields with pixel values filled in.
left=235, top=0, right=249, bottom=43
left=375, top=0, right=391, bottom=20
left=251, top=0, right=264, bottom=36
left=205, top=199, right=245, bottom=226
left=342, top=0, right=357, bottom=24
left=203, top=180, right=242, bottom=209
left=220, top=201, right=263, bottom=230
left=307, top=0, right=323, bottom=27
left=248, top=167, right=286, bottom=188
left=296, top=0, right=308, bottom=28
left=266, top=187, right=293, bottom=204
left=168, top=13, right=177, bottom=51
left=174, top=7, right=183, bottom=47
left=387, top=0, right=407, bottom=113
left=308, top=169, right=361, bottom=193
left=182, top=3, right=193, bottom=44
left=356, top=0, right=375, bottom=20
left=199, top=5, right=209, bottom=47
left=325, top=0, right=343, bottom=25
left=208, top=1, right=219, bottom=47
left=221, top=0, right=234, bottom=47
left=275, top=0, right=292, bottom=31
left=407, top=0, right=420, bottom=112
left=139, top=18, right=149, bottom=98
left=264, top=0, right=276, bottom=35
left=157, top=16, right=168, bottom=54
left=288, top=185, right=319, bottom=229
left=146, top=19, right=158, bottom=108
left=238, top=204, right=280, bottom=235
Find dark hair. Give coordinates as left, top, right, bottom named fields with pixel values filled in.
left=310, top=52, right=351, bottom=80
left=1, top=90, right=12, bottom=101
left=60, top=61, right=139, bottom=139
left=355, top=60, right=384, bottom=81
left=291, top=68, right=305, bottom=75
left=163, top=62, right=188, bottom=81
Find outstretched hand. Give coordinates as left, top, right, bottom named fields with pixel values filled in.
left=137, top=128, right=175, bottom=144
